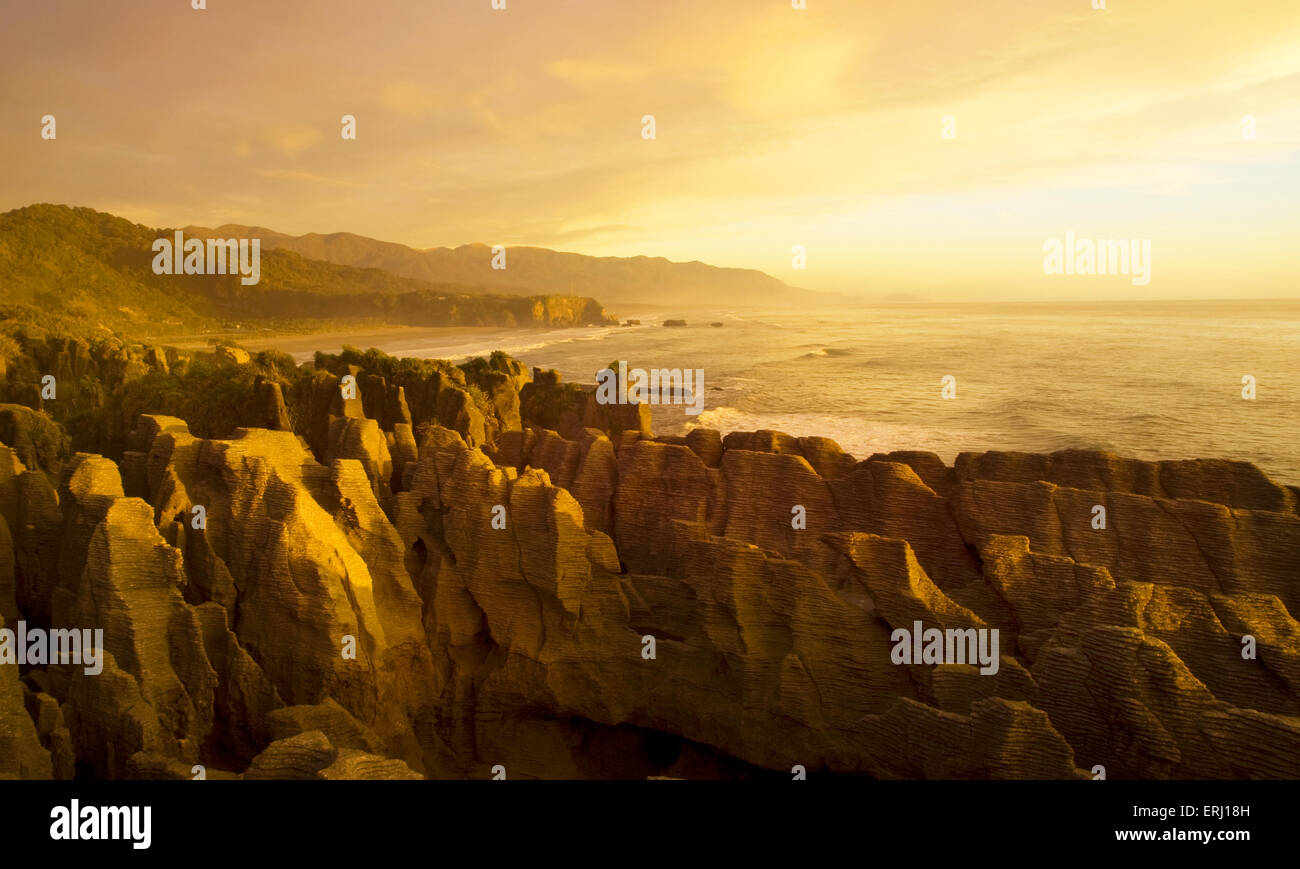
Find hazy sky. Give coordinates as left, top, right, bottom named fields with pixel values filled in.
left=2, top=0, right=1298, bottom=298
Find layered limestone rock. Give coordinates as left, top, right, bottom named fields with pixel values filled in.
left=519, top=368, right=651, bottom=443
left=243, top=730, right=422, bottom=780
left=387, top=427, right=1095, bottom=778
left=304, top=352, right=505, bottom=453
left=1, top=341, right=1298, bottom=780
left=134, top=418, right=434, bottom=767
left=0, top=404, right=69, bottom=477
left=0, top=611, right=53, bottom=778
left=48, top=456, right=220, bottom=778
left=2, top=445, right=64, bottom=630
left=419, top=427, right=1299, bottom=778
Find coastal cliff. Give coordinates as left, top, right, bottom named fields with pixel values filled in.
left=1, top=334, right=1298, bottom=779
left=0, top=205, right=616, bottom=337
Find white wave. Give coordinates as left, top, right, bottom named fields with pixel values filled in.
left=375, top=326, right=627, bottom=363
left=683, top=407, right=973, bottom=463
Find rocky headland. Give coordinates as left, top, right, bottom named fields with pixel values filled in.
left=1, top=329, right=1298, bottom=779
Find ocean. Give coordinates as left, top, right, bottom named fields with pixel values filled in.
left=290, top=299, right=1300, bottom=486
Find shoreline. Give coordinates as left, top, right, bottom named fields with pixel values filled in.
left=172, top=324, right=563, bottom=357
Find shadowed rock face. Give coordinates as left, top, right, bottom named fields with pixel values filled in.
left=1, top=345, right=1298, bottom=779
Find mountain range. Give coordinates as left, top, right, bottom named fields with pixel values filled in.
left=185, top=223, right=805, bottom=307
left=0, top=204, right=812, bottom=339
left=0, top=204, right=612, bottom=337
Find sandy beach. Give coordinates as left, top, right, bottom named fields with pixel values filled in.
left=171, top=324, right=535, bottom=359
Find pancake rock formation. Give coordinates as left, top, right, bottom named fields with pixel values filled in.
left=1, top=338, right=1298, bottom=779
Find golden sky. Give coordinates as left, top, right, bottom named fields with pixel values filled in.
left=2, top=0, right=1298, bottom=299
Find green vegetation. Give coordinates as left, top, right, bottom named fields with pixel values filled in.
left=0, top=204, right=212, bottom=336
left=0, top=325, right=305, bottom=457
left=0, top=204, right=615, bottom=340
left=0, top=321, right=542, bottom=471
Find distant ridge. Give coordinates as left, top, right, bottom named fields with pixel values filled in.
left=0, top=204, right=613, bottom=337
left=185, top=223, right=807, bottom=306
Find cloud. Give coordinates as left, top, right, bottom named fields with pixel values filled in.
left=546, top=58, right=647, bottom=87
left=2, top=0, right=1298, bottom=298
left=378, top=81, right=445, bottom=118
left=535, top=223, right=641, bottom=246
left=261, top=125, right=321, bottom=157
left=255, top=168, right=360, bottom=187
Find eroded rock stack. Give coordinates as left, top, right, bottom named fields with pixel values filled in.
left=1, top=342, right=1298, bottom=780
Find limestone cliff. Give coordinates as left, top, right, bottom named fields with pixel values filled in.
left=1, top=339, right=1297, bottom=779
